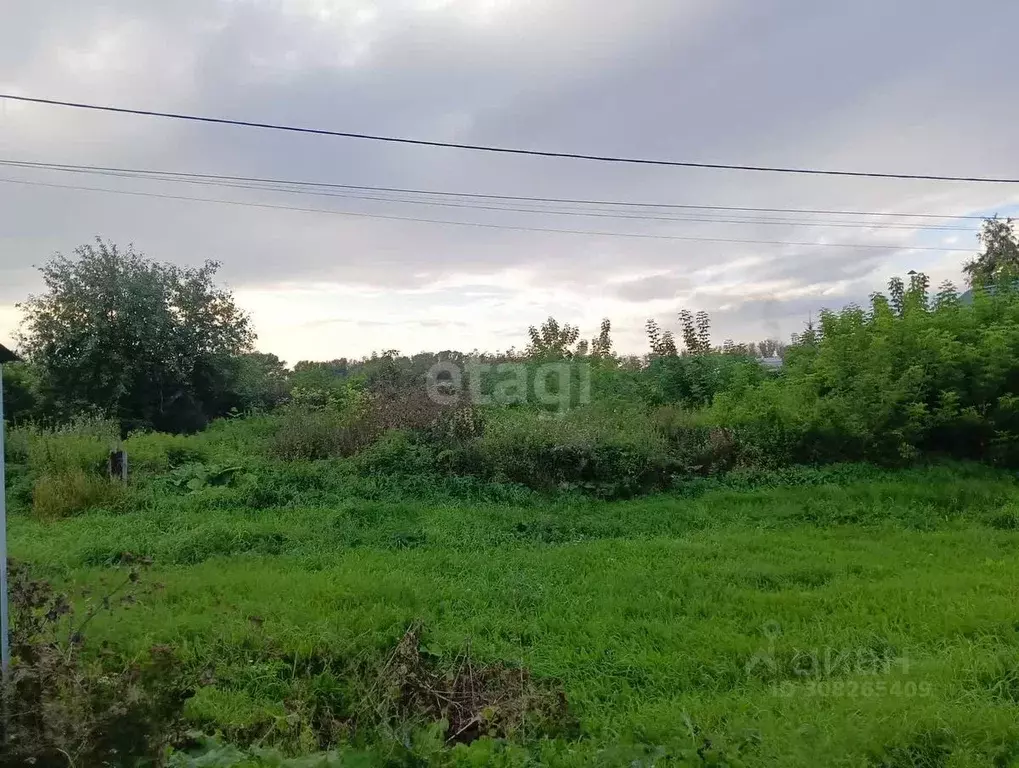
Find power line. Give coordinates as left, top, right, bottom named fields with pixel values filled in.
left=0, top=159, right=989, bottom=229
left=0, top=175, right=976, bottom=252
left=3, top=94, right=1017, bottom=184
left=0, top=161, right=979, bottom=232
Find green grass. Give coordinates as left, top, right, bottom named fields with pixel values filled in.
left=10, top=464, right=1019, bottom=766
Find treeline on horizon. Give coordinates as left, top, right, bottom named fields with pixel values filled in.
left=3, top=216, right=1019, bottom=498
left=0, top=240, right=793, bottom=432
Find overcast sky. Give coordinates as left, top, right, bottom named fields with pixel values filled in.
left=2, top=0, right=1018, bottom=362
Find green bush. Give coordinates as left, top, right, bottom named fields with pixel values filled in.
left=200, top=414, right=279, bottom=458
left=268, top=407, right=380, bottom=461
left=1, top=561, right=186, bottom=766
left=4, top=424, right=31, bottom=464
left=124, top=431, right=209, bottom=474
left=352, top=430, right=437, bottom=476
left=641, top=353, right=768, bottom=408
left=705, top=279, right=1019, bottom=467
left=32, top=469, right=125, bottom=520
left=454, top=406, right=677, bottom=497
left=8, top=416, right=119, bottom=474
left=268, top=389, right=475, bottom=462
left=651, top=405, right=738, bottom=473
left=0, top=361, right=40, bottom=423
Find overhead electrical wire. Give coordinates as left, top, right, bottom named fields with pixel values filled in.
left=0, top=159, right=987, bottom=232
left=0, top=176, right=976, bottom=252
left=2, top=94, right=1017, bottom=184
left=0, top=158, right=989, bottom=220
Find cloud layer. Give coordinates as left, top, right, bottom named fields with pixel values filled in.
left=2, top=0, right=1019, bottom=361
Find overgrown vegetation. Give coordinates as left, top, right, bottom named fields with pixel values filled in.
left=3, top=220, right=1019, bottom=765
left=0, top=559, right=185, bottom=767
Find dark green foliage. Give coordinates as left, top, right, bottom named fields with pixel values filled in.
left=1, top=361, right=39, bottom=422
left=218, top=352, right=292, bottom=413
left=439, top=407, right=679, bottom=498
left=643, top=354, right=767, bottom=409
left=712, top=272, right=1019, bottom=467
left=964, top=217, right=1019, bottom=287
left=0, top=561, right=187, bottom=767
left=645, top=318, right=678, bottom=357
left=526, top=317, right=581, bottom=358
left=269, top=406, right=379, bottom=461
left=17, top=239, right=256, bottom=433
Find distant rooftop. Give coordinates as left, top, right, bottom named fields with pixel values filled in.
left=758, top=356, right=784, bottom=369
left=0, top=343, right=19, bottom=364
left=960, top=280, right=1019, bottom=304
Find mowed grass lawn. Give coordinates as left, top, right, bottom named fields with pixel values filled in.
left=10, top=465, right=1019, bottom=766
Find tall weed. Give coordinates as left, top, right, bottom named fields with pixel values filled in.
left=459, top=406, right=676, bottom=497
left=6, top=416, right=118, bottom=473
left=32, top=470, right=125, bottom=520
left=124, top=431, right=209, bottom=473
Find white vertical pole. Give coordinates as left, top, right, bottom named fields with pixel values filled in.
left=0, top=363, right=9, bottom=679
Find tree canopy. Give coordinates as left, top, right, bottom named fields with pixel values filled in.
left=964, top=217, right=1019, bottom=287
left=18, top=238, right=255, bottom=432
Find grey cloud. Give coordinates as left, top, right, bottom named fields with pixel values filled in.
left=613, top=274, right=691, bottom=303
left=2, top=0, right=1018, bottom=356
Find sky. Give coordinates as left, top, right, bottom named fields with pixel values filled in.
left=2, top=0, right=1019, bottom=363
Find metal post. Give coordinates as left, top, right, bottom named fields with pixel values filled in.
left=0, top=363, right=9, bottom=679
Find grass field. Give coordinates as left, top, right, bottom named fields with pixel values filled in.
left=10, top=463, right=1019, bottom=766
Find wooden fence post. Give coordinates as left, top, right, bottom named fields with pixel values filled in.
left=108, top=449, right=128, bottom=482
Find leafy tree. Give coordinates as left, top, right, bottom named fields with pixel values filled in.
left=591, top=318, right=613, bottom=357
left=679, top=310, right=698, bottom=354
left=0, top=361, right=40, bottom=423
left=526, top=317, right=581, bottom=358
left=929, top=281, right=959, bottom=315
left=18, top=239, right=254, bottom=433
left=645, top=319, right=677, bottom=357
left=675, top=309, right=712, bottom=355
left=225, top=352, right=290, bottom=412
left=645, top=354, right=765, bottom=408
left=906, top=270, right=931, bottom=312
left=964, top=217, right=1019, bottom=287
left=717, top=271, right=1019, bottom=466
left=695, top=311, right=712, bottom=353
left=888, top=276, right=906, bottom=316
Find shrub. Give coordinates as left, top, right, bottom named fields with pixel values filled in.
left=457, top=406, right=677, bottom=497
left=352, top=430, right=437, bottom=476
left=124, top=431, right=209, bottom=473
left=32, top=470, right=124, bottom=519
left=4, top=423, right=31, bottom=464
left=704, top=279, right=1019, bottom=467
left=268, top=407, right=380, bottom=461
left=6, top=416, right=118, bottom=474
left=0, top=560, right=187, bottom=766
left=652, top=406, right=737, bottom=473
left=18, top=419, right=116, bottom=472
left=29, top=433, right=110, bottom=475
left=268, top=388, right=475, bottom=462
left=369, top=386, right=461, bottom=434
left=200, top=414, right=279, bottom=457
left=642, top=354, right=768, bottom=409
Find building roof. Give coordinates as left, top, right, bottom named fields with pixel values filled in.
left=960, top=280, right=1019, bottom=304
left=0, top=344, right=20, bottom=364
